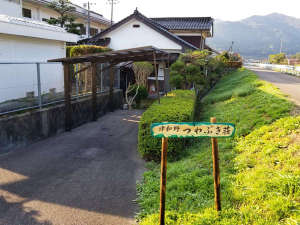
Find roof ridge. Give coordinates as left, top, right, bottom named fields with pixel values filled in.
left=88, top=10, right=198, bottom=50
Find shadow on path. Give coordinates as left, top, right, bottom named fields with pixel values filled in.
left=0, top=110, right=145, bottom=225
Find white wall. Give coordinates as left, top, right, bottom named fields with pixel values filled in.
left=22, top=1, right=109, bottom=37
left=0, top=34, right=65, bottom=102
left=103, top=18, right=182, bottom=51
left=0, top=0, right=22, bottom=17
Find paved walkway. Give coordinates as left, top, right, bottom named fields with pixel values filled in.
left=0, top=110, right=145, bottom=225
left=248, top=66, right=300, bottom=106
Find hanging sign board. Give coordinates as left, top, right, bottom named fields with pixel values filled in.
left=151, top=122, right=235, bottom=138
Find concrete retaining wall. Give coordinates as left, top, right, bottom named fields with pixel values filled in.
left=0, top=89, right=123, bottom=153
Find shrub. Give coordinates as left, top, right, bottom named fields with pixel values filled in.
left=269, top=53, right=286, bottom=64
left=138, top=90, right=196, bottom=161
left=66, top=45, right=111, bottom=57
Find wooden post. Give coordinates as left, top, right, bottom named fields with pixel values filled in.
left=159, top=137, right=168, bottom=225
left=109, top=65, right=115, bottom=111
left=91, top=62, right=97, bottom=121
left=162, top=61, right=169, bottom=95
left=63, top=63, right=72, bottom=131
left=210, top=117, right=221, bottom=211
left=153, top=52, right=160, bottom=104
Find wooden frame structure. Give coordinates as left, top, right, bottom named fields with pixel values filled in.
left=48, top=46, right=169, bottom=131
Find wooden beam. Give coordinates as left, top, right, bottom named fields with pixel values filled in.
left=153, top=52, right=160, bottom=104
left=63, top=63, right=72, bottom=131
left=91, top=62, right=97, bottom=121
left=162, top=61, right=167, bottom=94
left=109, top=65, right=115, bottom=111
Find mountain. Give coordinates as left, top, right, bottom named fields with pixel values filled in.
left=207, top=13, right=300, bottom=59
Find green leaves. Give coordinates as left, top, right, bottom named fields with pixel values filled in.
left=47, top=0, right=79, bottom=33
left=138, top=90, right=196, bottom=161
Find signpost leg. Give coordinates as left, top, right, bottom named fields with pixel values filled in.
left=210, top=117, right=221, bottom=211
left=159, top=137, right=168, bottom=225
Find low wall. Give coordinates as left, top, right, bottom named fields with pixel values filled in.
left=0, top=89, right=123, bottom=153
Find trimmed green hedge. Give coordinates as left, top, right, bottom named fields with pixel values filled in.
left=66, top=45, right=111, bottom=57
left=138, top=90, right=196, bottom=161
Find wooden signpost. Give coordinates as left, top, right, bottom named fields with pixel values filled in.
left=151, top=118, right=235, bottom=225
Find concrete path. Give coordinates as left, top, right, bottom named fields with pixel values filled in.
left=0, top=110, right=145, bottom=225
left=248, top=66, right=300, bottom=106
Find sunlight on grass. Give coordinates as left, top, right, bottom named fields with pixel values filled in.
left=137, top=69, right=299, bottom=225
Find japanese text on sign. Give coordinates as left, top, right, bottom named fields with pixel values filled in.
left=151, top=122, right=235, bottom=138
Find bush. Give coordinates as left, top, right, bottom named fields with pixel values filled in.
left=138, top=90, right=196, bottom=161
left=269, top=53, right=286, bottom=64
left=66, top=45, right=111, bottom=57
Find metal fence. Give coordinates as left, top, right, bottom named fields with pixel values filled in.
left=0, top=62, right=120, bottom=116
left=245, top=63, right=300, bottom=77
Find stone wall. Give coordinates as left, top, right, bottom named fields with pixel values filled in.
left=0, top=90, right=123, bottom=153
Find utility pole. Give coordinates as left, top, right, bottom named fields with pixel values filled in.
left=280, top=38, right=283, bottom=53
left=228, top=41, right=234, bottom=53
left=107, top=0, right=119, bottom=26
left=83, top=2, right=96, bottom=38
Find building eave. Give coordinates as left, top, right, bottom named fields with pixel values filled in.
left=0, top=15, right=78, bottom=42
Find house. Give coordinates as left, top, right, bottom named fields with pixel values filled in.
left=0, top=0, right=111, bottom=39
left=87, top=10, right=214, bottom=94
left=0, top=0, right=79, bottom=104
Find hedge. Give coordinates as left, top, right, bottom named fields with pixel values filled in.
left=138, top=90, right=196, bottom=161
left=66, top=45, right=111, bottom=57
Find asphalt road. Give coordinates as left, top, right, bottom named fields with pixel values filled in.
left=0, top=110, right=145, bottom=225
left=248, top=66, right=300, bottom=106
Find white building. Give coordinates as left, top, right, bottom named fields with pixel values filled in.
left=87, top=10, right=214, bottom=93
left=3, top=0, right=111, bottom=39
left=0, top=0, right=79, bottom=104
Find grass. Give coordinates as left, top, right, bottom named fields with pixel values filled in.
left=137, top=68, right=299, bottom=224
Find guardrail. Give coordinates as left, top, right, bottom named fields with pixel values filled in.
left=245, top=63, right=300, bottom=77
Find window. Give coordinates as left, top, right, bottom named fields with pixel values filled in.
left=133, top=24, right=140, bottom=28
left=90, top=28, right=98, bottom=36
left=80, top=25, right=86, bottom=35
left=22, top=8, right=31, bottom=18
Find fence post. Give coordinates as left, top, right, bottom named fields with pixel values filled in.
left=36, top=63, right=42, bottom=109
left=75, top=64, right=79, bottom=99
left=100, top=64, right=103, bottom=92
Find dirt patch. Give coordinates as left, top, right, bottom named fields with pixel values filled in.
left=290, top=105, right=300, bottom=116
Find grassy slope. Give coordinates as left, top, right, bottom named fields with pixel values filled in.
left=137, top=68, right=300, bottom=224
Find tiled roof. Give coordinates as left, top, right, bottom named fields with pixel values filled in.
left=88, top=10, right=198, bottom=50
left=150, top=17, right=213, bottom=30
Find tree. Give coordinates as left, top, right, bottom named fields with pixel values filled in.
left=46, top=0, right=81, bottom=34
left=269, top=53, right=286, bottom=64
left=125, top=62, right=153, bottom=109
left=170, top=50, right=209, bottom=89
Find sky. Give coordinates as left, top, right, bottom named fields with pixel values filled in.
left=72, top=0, right=300, bottom=22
